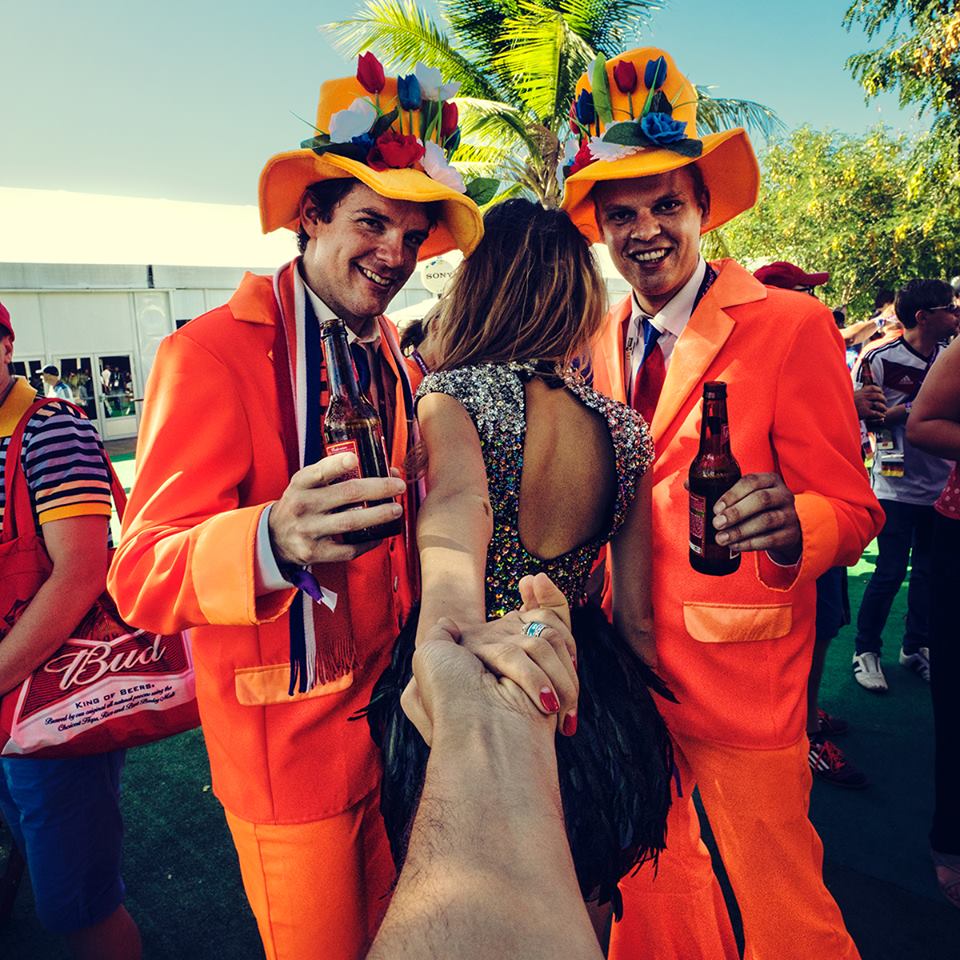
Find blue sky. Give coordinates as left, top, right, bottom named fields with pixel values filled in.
left=0, top=0, right=920, bottom=205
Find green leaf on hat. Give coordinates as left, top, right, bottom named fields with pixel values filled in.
left=669, top=138, right=704, bottom=158
left=300, top=134, right=331, bottom=150
left=601, top=121, right=649, bottom=146
left=465, top=178, right=500, bottom=206
left=419, top=99, right=440, bottom=140
left=370, top=108, right=399, bottom=139
left=308, top=141, right=370, bottom=162
left=591, top=57, right=614, bottom=127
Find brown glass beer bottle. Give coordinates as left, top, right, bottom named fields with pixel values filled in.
left=320, top=318, right=402, bottom=544
left=858, top=358, right=885, bottom=429
left=689, top=381, right=741, bottom=575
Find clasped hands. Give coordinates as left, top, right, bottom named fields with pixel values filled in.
left=403, top=573, right=579, bottom=744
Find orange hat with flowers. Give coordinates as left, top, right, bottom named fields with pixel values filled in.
left=259, top=55, right=492, bottom=260
left=560, top=47, right=760, bottom=242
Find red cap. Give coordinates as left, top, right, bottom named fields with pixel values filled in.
left=753, top=261, right=829, bottom=289
left=0, top=301, right=12, bottom=339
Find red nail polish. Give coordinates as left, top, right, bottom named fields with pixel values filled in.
left=562, top=713, right=578, bottom=736
left=539, top=689, right=560, bottom=713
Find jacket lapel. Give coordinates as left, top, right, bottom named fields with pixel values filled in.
left=595, top=296, right=630, bottom=404
left=651, top=259, right=766, bottom=440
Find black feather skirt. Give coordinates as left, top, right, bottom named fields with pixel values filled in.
left=362, top=602, right=676, bottom=919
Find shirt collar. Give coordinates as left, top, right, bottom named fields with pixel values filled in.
left=302, top=281, right=381, bottom=347
left=631, top=256, right=707, bottom=340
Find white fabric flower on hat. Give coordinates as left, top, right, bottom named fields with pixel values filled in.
left=587, top=131, right=642, bottom=163
left=414, top=62, right=460, bottom=101
left=421, top=140, right=466, bottom=192
left=328, top=97, right=377, bottom=142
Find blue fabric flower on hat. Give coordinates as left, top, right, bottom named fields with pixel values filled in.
left=574, top=89, right=596, bottom=126
left=397, top=74, right=422, bottom=110
left=640, top=112, right=687, bottom=144
left=643, top=56, right=668, bottom=91
left=351, top=132, right=376, bottom=152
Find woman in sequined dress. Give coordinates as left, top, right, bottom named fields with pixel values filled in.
left=366, top=199, right=674, bottom=928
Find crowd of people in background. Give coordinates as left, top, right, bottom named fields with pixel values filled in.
left=1, top=41, right=958, bottom=960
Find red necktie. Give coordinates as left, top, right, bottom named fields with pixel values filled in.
left=631, top=317, right=665, bottom=425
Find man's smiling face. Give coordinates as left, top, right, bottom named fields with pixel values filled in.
left=299, top=182, right=431, bottom=332
left=594, top=167, right=709, bottom=315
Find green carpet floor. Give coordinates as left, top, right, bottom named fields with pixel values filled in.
left=1, top=545, right=956, bottom=958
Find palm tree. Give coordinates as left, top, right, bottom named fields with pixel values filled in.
left=324, top=0, right=784, bottom=207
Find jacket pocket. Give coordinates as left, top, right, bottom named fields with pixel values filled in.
left=682, top=602, right=792, bottom=644
left=234, top=664, right=354, bottom=706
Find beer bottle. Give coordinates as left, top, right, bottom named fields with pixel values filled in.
left=858, top=357, right=884, bottom=429
left=689, top=381, right=741, bottom=576
left=320, top=318, right=402, bottom=544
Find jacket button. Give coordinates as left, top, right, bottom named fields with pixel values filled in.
left=393, top=576, right=399, bottom=592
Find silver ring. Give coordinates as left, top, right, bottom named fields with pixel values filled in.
left=523, top=621, right=549, bottom=638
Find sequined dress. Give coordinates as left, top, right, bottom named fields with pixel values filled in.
left=365, top=361, right=675, bottom=916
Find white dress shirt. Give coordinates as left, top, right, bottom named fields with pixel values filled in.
left=625, top=257, right=707, bottom=405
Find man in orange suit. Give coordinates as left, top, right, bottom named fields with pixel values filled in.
left=107, top=61, right=491, bottom=960
left=561, top=49, right=883, bottom=959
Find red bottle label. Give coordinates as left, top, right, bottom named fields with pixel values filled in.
left=326, top=439, right=361, bottom=480
left=689, top=493, right=706, bottom=555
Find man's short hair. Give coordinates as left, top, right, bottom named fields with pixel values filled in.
left=873, top=288, right=894, bottom=312
left=42, top=364, right=60, bottom=377
left=296, top=179, right=443, bottom=253
left=894, top=279, right=955, bottom=328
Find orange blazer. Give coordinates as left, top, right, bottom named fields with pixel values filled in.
left=108, top=272, right=418, bottom=824
left=593, top=259, right=883, bottom=748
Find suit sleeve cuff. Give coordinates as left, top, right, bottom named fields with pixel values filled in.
left=192, top=503, right=297, bottom=625
left=756, top=492, right=839, bottom=591
left=255, top=503, right=294, bottom=594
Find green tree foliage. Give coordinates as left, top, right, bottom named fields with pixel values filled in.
left=324, top=0, right=782, bottom=206
left=844, top=1, right=960, bottom=141
left=706, top=126, right=960, bottom=316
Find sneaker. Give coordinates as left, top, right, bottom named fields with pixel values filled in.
left=852, top=652, right=888, bottom=692
left=808, top=735, right=868, bottom=788
left=817, top=708, right=849, bottom=736
left=899, top=646, right=931, bottom=682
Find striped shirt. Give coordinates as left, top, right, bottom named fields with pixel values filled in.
left=0, top=379, right=112, bottom=531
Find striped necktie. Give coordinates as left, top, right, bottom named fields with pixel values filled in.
left=631, top=316, right=665, bottom=425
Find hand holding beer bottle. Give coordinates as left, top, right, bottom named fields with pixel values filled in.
left=689, top=382, right=803, bottom=571
left=267, top=318, right=405, bottom=567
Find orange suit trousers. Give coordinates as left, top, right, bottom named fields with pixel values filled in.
left=608, top=735, right=861, bottom=960
left=224, top=788, right=394, bottom=960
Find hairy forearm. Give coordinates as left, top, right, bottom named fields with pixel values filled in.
left=417, top=492, right=492, bottom=642
left=0, top=567, right=104, bottom=696
left=369, top=717, right=601, bottom=960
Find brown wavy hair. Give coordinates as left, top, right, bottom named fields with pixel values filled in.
left=430, top=199, right=606, bottom=371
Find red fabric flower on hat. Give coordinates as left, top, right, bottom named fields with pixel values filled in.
left=440, top=101, right=459, bottom=139
left=357, top=52, right=385, bottom=94
left=569, top=140, right=596, bottom=176
left=367, top=130, right=426, bottom=170
left=613, top=60, right=638, bottom=94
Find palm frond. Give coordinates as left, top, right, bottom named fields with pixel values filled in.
left=694, top=87, right=785, bottom=141
left=456, top=96, right=540, bottom=153
left=492, top=3, right=595, bottom=122
left=323, top=0, right=503, bottom=101
left=560, top=0, right=662, bottom=55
